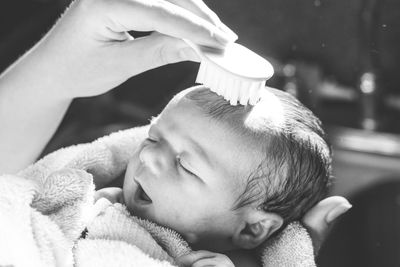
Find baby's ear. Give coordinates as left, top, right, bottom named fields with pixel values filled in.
left=232, top=209, right=283, bottom=249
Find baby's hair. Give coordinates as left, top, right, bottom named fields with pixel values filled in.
left=185, top=86, right=332, bottom=225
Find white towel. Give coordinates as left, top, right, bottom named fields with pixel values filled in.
left=0, top=126, right=315, bottom=267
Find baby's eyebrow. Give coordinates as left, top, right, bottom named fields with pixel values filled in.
left=184, top=135, right=212, bottom=169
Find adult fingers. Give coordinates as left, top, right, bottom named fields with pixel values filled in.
left=191, top=256, right=233, bottom=267
left=192, top=258, right=218, bottom=267
left=116, top=33, right=199, bottom=78
left=176, top=250, right=216, bottom=266
left=165, top=0, right=237, bottom=40
left=102, top=0, right=236, bottom=48
left=302, top=196, right=352, bottom=253
left=167, top=0, right=220, bottom=24
left=94, top=187, right=123, bottom=203
left=302, top=196, right=352, bottom=234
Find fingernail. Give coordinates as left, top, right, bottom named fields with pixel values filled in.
left=218, top=22, right=238, bottom=42
left=325, top=203, right=352, bottom=224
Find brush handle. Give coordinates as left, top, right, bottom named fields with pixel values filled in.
left=185, top=39, right=274, bottom=81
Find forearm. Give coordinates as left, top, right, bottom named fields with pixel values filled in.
left=0, top=45, right=72, bottom=174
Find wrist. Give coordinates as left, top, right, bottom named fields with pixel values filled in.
left=0, top=44, right=76, bottom=103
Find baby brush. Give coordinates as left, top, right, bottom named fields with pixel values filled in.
left=191, top=42, right=274, bottom=106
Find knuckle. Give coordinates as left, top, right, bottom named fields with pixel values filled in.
left=156, top=42, right=170, bottom=66
left=191, top=0, right=221, bottom=25
left=204, top=10, right=221, bottom=25
left=155, top=36, right=179, bottom=65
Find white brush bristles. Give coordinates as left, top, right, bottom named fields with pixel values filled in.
left=196, top=61, right=265, bottom=106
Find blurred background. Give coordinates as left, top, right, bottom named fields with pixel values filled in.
left=1, top=0, right=400, bottom=265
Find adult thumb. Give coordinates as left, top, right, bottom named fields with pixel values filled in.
left=302, top=196, right=352, bottom=253
left=117, top=33, right=200, bottom=78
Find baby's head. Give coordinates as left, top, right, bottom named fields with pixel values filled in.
left=123, top=85, right=331, bottom=252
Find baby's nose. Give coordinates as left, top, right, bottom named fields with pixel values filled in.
left=139, top=141, right=174, bottom=175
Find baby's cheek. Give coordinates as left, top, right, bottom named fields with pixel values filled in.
left=154, top=204, right=191, bottom=230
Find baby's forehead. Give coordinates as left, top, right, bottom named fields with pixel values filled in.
left=164, top=87, right=283, bottom=153
left=176, top=86, right=282, bottom=138
left=162, top=88, right=269, bottom=169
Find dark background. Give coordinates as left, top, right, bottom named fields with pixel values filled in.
left=1, top=0, right=400, bottom=266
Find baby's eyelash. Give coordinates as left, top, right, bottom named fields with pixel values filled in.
left=149, top=116, right=158, bottom=125
left=176, top=156, right=196, bottom=177
left=146, top=137, right=157, bottom=142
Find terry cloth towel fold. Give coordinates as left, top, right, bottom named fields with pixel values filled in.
left=0, top=126, right=315, bottom=267
left=75, top=198, right=191, bottom=267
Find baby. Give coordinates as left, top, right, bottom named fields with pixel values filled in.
left=116, top=85, right=331, bottom=265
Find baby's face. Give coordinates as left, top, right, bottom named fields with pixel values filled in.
left=123, top=90, right=262, bottom=251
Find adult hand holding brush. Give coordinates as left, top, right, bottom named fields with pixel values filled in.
left=0, top=0, right=237, bottom=174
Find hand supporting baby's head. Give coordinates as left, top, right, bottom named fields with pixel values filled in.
left=122, top=85, right=331, bottom=252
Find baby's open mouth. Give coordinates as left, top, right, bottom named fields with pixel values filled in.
left=135, top=183, right=152, bottom=204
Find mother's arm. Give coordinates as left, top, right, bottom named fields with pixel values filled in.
left=0, top=0, right=237, bottom=174
left=0, top=58, right=72, bottom=174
